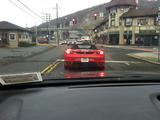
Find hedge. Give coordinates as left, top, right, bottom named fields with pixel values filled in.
left=18, top=42, right=36, bottom=47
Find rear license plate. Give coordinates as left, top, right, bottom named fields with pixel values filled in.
left=81, top=58, right=89, bottom=62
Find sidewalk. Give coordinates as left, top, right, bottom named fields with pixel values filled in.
left=97, top=44, right=160, bottom=65
left=0, top=45, right=53, bottom=64
left=97, top=44, right=158, bottom=52
left=127, top=52, right=160, bottom=65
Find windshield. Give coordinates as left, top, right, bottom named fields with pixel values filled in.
left=71, top=44, right=97, bottom=49
left=1, top=0, right=160, bottom=84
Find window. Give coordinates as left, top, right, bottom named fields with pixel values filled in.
left=106, top=22, right=108, bottom=29
left=111, top=20, right=115, bottom=26
left=125, top=18, right=133, bottom=26
left=111, top=9, right=116, bottom=13
left=119, top=19, right=122, bottom=25
left=154, top=17, right=158, bottom=25
left=137, top=18, right=148, bottom=25
left=110, top=13, right=116, bottom=19
left=120, top=8, right=124, bottom=12
left=19, top=34, right=21, bottom=39
left=9, top=33, right=15, bottom=40
left=25, top=35, right=28, bottom=39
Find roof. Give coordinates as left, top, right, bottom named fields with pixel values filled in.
left=121, top=8, right=158, bottom=18
left=106, top=0, right=137, bottom=9
left=0, top=21, right=31, bottom=32
left=93, top=18, right=108, bottom=30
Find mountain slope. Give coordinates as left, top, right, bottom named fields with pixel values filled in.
left=37, top=0, right=160, bottom=30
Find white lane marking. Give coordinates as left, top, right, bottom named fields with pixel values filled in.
left=105, top=61, right=127, bottom=63
left=125, top=63, right=130, bottom=66
left=57, top=59, right=140, bottom=64
left=57, top=59, right=64, bottom=62
left=105, top=61, right=140, bottom=64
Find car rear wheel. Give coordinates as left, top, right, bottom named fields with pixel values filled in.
left=64, top=65, right=70, bottom=70
left=99, top=66, right=105, bottom=70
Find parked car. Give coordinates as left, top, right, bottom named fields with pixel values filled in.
left=37, top=38, right=49, bottom=44
left=60, top=40, right=67, bottom=45
left=67, top=39, right=76, bottom=45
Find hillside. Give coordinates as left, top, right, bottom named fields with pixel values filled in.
left=37, top=0, right=160, bottom=30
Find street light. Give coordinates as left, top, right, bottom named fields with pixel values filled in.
left=138, top=23, right=141, bottom=46
left=94, top=29, right=98, bottom=44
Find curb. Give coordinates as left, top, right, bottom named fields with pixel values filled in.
left=98, top=44, right=160, bottom=65
left=127, top=53, right=160, bottom=65
left=96, top=44, right=157, bottom=51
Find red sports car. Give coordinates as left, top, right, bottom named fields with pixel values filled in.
left=64, top=43, right=105, bottom=69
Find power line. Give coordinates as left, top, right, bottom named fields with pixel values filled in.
left=17, top=0, right=42, bottom=19
left=8, top=0, right=37, bottom=19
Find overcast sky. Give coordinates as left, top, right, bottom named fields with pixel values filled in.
left=1, top=0, right=111, bottom=27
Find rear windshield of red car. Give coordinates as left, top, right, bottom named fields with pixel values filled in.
left=71, top=44, right=97, bottom=49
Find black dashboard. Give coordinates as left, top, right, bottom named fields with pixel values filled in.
left=1, top=84, right=160, bottom=120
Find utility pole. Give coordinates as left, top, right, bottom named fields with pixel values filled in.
left=53, top=4, right=60, bottom=46
left=158, top=7, right=160, bottom=62
left=48, top=14, right=51, bottom=41
left=42, top=13, right=51, bottom=41
left=56, top=3, right=59, bottom=46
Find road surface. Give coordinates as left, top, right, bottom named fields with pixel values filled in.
left=0, top=45, right=160, bottom=79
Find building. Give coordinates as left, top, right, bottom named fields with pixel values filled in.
left=92, top=18, right=108, bottom=44
left=0, top=21, right=32, bottom=48
left=93, top=0, right=159, bottom=46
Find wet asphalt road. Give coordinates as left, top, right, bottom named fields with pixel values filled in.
left=0, top=45, right=160, bottom=79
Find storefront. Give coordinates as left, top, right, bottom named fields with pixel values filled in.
left=123, top=31, right=132, bottom=45
left=109, top=31, right=119, bottom=45
left=99, top=32, right=108, bottom=44
left=135, top=30, right=158, bottom=46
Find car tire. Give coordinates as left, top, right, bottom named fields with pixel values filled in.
left=64, top=65, right=70, bottom=70
left=99, top=66, right=105, bottom=70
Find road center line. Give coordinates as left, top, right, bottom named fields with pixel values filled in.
left=41, top=61, right=58, bottom=75
left=47, top=62, right=60, bottom=73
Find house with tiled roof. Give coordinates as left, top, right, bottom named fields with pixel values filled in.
left=0, top=21, right=32, bottom=48
left=93, top=0, right=159, bottom=46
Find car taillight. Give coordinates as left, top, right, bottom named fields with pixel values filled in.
left=66, top=49, right=74, bottom=54
left=96, top=50, right=104, bottom=55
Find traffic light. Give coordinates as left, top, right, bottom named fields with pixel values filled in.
left=94, top=13, right=98, bottom=20
left=72, top=18, right=76, bottom=24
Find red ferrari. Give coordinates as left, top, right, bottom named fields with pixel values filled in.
left=64, top=43, right=105, bottom=69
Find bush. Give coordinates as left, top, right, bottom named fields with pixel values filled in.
left=18, top=42, right=36, bottom=47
